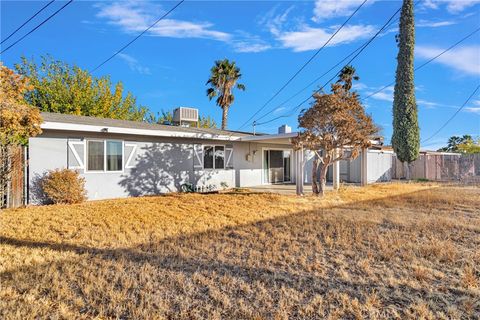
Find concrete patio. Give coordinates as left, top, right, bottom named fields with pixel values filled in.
left=248, top=183, right=333, bottom=195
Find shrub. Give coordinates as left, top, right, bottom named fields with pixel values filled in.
left=42, top=169, right=87, bottom=204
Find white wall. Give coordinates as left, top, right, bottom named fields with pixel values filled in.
left=28, top=130, right=296, bottom=203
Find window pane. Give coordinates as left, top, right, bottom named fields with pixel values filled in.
left=204, top=146, right=214, bottom=169
left=107, top=141, right=123, bottom=171
left=215, top=146, right=224, bottom=169
left=87, top=141, right=104, bottom=171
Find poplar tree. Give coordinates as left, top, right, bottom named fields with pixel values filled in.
left=392, top=0, right=420, bottom=175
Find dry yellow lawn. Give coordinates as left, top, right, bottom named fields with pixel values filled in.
left=1, top=183, right=479, bottom=319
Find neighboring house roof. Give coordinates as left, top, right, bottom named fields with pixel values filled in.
left=40, top=112, right=259, bottom=141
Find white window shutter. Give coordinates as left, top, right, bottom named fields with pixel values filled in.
left=225, top=145, right=234, bottom=169
left=124, top=143, right=137, bottom=168
left=67, top=139, right=85, bottom=169
left=193, top=144, right=203, bottom=169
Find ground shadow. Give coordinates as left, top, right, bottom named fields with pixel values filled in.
left=2, top=187, right=479, bottom=318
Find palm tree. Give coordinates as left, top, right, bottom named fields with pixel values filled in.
left=206, top=59, right=245, bottom=130
left=337, top=65, right=359, bottom=92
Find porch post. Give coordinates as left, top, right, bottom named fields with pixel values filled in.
left=295, top=147, right=304, bottom=195
left=361, top=148, right=368, bottom=186
left=333, top=148, right=340, bottom=190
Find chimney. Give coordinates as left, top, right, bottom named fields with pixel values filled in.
left=278, top=124, right=291, bottom=134
left=173, top=107, right=199, bottom=127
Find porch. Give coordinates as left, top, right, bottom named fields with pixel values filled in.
left=248, top=183, right=333, bottom=195
left=240, top=133, right=370, bottom=195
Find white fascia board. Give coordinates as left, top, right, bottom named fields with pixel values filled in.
left=41, top=122, right=243, bottom=141
left=240, top=132, right=382, bottom=146
left=240, top=132, right=299, bottom=142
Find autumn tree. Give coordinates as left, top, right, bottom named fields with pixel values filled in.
left=392, top=0, right=420, bottom=177
left=293, top=67, right=378, bottom=196
left=206, top=59, right=245, bottom=130
left=14, top=55, right=150, bottom=121
left=0, top=64, right=42, bottom=207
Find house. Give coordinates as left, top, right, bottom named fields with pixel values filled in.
left=27, top=109, right=390, bottom=203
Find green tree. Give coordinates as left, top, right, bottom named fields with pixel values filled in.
left=337, top=65, right=359, bottom=92
left=458, top=139, right=480, bottom=154
left=438, top=135, right=480, bottom=153
left=14, top=55, right=150, bottom=121
left=154, top=110, right=217, bottom=128
left=206, top=59, right=245, bottom=130
left=155, top=110, right=174, bottom=124
left=392, top=0, right=420, bottom=178
left=198, top=115, right=217, bottom=128
left=438, top=135, right=474, bottom=152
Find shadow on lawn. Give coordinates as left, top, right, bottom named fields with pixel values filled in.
left=1, top=187, right=479, bottom=318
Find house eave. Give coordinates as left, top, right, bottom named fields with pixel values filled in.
left=41, top=122, right=245, bottom=141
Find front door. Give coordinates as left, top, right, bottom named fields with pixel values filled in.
left=263, top=149, right=292, bottom=184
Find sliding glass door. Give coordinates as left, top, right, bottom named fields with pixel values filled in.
left=263, top=149, right=292, bottom=184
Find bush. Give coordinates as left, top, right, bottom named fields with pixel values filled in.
left=42, top=169, right=87, bottom=204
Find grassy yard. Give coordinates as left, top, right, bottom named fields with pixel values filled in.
left=1, top=183, right=479, bottom=319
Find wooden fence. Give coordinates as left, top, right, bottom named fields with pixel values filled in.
left=393, top=152, right=480, bottom=183
left=1, top=145, right=26, bottom=209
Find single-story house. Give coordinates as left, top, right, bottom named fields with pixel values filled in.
left=28, top=109, right=392, bottom=203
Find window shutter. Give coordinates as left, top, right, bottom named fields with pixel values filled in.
left=124, top=143, right=137, bottom=168
left=67, top=139, right=85, bottom=169
left=225, top=145, right=234, bottom=169
left=193, top=144, right=203, bottom=169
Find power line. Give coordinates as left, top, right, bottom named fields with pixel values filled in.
left=421, top=84, right=480, bottom=144
left=253, top=13, right=400, bottom=124
left=1, top=0, right=55, bottom=45
left=256, top=4, right=403, bottom=127
left=0, top=0, right=73, bottom=54
left=362, top=26, right=480, bottom=102
left=90, top=0, right=185, bottom=73
left=235, top=0, right=369, bottom=131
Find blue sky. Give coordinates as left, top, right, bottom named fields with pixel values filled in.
left=1, top=0, right=479, bottom=150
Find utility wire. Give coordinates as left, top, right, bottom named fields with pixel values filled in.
left=253, top=14, right=400, bottom=124
left=422, top=84, right=480, bottom=144
left=0, top=0, right=73, bottom=54
left=256, top=4, right=403, bottom=127
left=90, top=0, right=185, bottom=73
left=362, top=26, right=480, bottom=102
left=1, top=0, right=55, bottom=45
left=236, top=0, right=368, bottom=131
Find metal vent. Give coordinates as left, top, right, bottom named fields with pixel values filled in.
left=173, top=107, right=199, bottom=124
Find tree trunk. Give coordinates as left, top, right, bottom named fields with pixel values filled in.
left=311, top=157, right=319, bottom=194
left=318, top=162, right=328, bottom=197
left=405, top=162, right=412, bottom=180
left=221, top=106, right=229, bottom=130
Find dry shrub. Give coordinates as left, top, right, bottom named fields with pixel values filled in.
left=462, top=265, right=479, bottom=289
left=42, top=168, right=86, bottom=204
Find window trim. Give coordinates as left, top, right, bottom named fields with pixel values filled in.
left=203, top=144, right=226, bottom=170
left=85, top=139, right=124, bottom=174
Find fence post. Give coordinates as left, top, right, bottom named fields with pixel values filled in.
left=361, top=148, right=368, bottom=186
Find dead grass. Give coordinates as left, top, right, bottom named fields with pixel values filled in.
left=1, top=182, right=479, bottom=319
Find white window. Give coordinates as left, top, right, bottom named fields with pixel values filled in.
left=203, top=145, right=225, bottom=169
left=87, top=140, right=104, bottom=171
left=106, top=141, right=123, bottom=171
left=86, top=140, right=123, bottom=172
